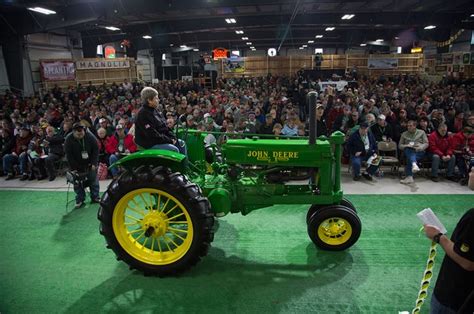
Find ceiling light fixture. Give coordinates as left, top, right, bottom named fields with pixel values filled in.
left=105, top=26, right=120, bottom=31
left=341, top=14, right=355, bottom=20
left=250, top=46, right=255, bottom=49
left=242, top=37, right=248, bottom=40
left=180, top=45, right=186, bottom=48
left=302, top=44, right=308, bottom=48
left=225, top=18, right=236, bottom=24
left=471, top=14, right=474, bottom=17
left=375, top=39, right=384, bottom=42
left=360, top=43, right=367, bottom=46
left=193, top=48, right=199, bottom=52
left=235, top=30, right=244, bottom=34
left=246, top=42, right=252, bottom=45
left=325, top=27, right=335, bottom=31
left=299, top=47, right=304, bottom=50
left=394, top=36, right=400, bottom=39
left=27, top=7, right=56, bottom=15
left=170, top=44, right=174, bottom=47
left=142, top=35, right=152, bottom=39
left=308, top=40, right=314, bottom=43
left=315, top=35, right=323, bottom=38
left=424, top=25, right=436, bottom=30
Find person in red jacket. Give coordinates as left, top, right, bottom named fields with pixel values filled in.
left=451, top=124, right=474, bottom=185
left=428, top=123, right=456, bottom=182
left=106, top=124, right=137, bottom=178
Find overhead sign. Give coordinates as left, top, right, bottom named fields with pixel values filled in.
left=368, top=58, right=398, bottom=69
left=104, top=46, right=116, bottom=59
left=40, top=60, right=76, bottom=81
left=76, top=59, right=130, bottom=70
left=411, top=47, right=423, bottom=53
left=267, top=48, right=277, bottom=57
left=318, top=80, right=348, bottom=91
left=212, top=48, right=229, bottom=60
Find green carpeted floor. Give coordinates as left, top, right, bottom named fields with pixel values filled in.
left=0, top=190, right=473, bottom=313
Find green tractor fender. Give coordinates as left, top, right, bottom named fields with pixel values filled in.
left=109, top=149, right=186, bottom=173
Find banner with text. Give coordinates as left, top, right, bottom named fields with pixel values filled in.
left=40, top=60, right=76, bottom=81
left=368, top=58, right=398, bottom=69
left=76, top=59, right=130, bottom=70
left=318, top=80, right=348, bottom=91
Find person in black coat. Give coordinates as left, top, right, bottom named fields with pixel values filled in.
left=0, top=128, right=15, bottom=176
left=346, top=122, right=379, bottom=181
left=64, top=122, right=100, bottom=208
left=423, top=208, right=474, bottom=313
left=134, top=87, right=186, bottom=155
left=38, top=126, right=64, bottom=181
left=370, top=114, right=394, bottom=142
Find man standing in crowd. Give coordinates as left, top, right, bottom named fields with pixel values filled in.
left=135, top=87, right=186, bottom=155
left=399, top=120, right=428, bottom=184
left=428, top=123, right=456, bottom=182
left=64, top=122, right=100, bottom=209
left=423, top=208, right=474, bottom=313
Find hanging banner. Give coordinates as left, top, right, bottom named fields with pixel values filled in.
left=368, top=58, right=398, bottom=69
left=76, top=59, right=130, bottom=70
left=212, top=48, right=229, bottom=60
left=40, top=60, right=76, bottom=81
left=104, top=46, right=116, bottom=59
left=318, top=80, right=349, bottom=91
left=224, top=57, right=245, bottom=73
left=441, top=54, right=453, bottom=64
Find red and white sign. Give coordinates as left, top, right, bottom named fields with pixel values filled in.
left=212, top=48, right=228, bottom=60
left=40, top=60, right=76, bottom=81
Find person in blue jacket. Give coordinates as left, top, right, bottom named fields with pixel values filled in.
left=346, top=121, right=379, bottom=181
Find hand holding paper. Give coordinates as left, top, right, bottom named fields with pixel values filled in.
left=416, top=208, right=447, bottom=234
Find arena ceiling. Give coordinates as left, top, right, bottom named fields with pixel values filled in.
left=1, top=0, right=474, bottom=52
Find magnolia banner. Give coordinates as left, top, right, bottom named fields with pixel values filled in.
left=40, top=60, right=76, bottom=81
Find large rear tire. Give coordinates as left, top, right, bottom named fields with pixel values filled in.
left=98, top=165, right=214, bottom=276
left=307, top=205, right=361, bottom=251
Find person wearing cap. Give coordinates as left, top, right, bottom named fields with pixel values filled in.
left=64, top=122, right=100, bottom=208
left=315, top=103, right=328, bottom=137
left=98, top=118, right=114, bottom=136
left=346, top=121, right=379, bottom=181
left=418, top=116, right=434, bottom=136
left=106, top=124, right=137, bottom=179
left=135, top=87, right=186, bottom=155
left=399, top=120, right=429, bottom=184
left=3, top=126, right=32, bottom=180
left=370, top=114, right=393, bottom=142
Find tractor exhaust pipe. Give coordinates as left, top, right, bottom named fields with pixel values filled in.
left=307, top=91, right=318, bottom=145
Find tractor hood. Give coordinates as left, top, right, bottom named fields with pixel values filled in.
left=221, top=138, right=333, bottom=167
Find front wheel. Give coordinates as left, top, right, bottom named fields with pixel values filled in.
left=98, top=165, right=214, bottom=276
left=307, top=205, right=361, bottom=251
left=306, top=198, right=357, bottom=224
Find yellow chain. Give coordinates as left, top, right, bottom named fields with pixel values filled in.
left=412, top=242, right=437, bottom=314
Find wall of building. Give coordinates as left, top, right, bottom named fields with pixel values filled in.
left=0, top=46, right=10, bottom=94
left=136, top=49, right=155, bottom=82
left=25, top=30, right=83, bottom=94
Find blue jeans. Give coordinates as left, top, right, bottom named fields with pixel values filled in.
left=351, top=155, right=378, bottom=177
left=404, top=148, right=425, bottom=176
left=3, top=153, right=28, bottom=174
left=430, top=294, right=456, bottom=314
left=73, top=168, right=100, bottom=203
left=431, top=154, right=456, bottom=177
left=151, top=139, right=187, bottom=156
left=109, top=154, right=120, bottom=177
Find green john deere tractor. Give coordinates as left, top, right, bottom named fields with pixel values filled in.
left=98, top=92, right=361, bottom=276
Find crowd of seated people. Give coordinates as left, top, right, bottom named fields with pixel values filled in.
left=0, top=74, right=473, bottom=187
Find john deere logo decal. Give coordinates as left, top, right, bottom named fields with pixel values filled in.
left=247, top=150, right=299, bottom=163
left=460, top=243, right=469, bottom=253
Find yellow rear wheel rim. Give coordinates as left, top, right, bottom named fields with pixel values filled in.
left=317, top=217, right=352, bottom=246
left=112, top=188, right=194, bottom=265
